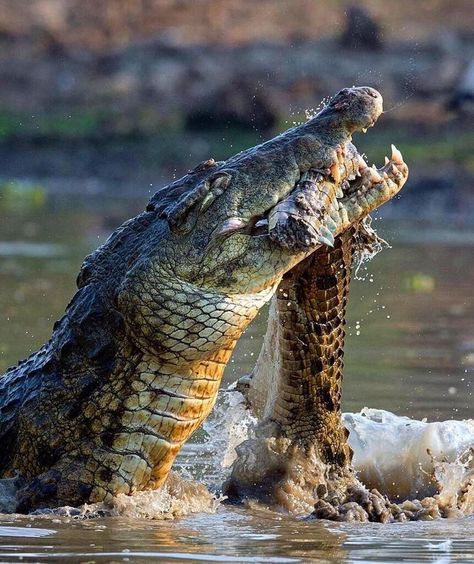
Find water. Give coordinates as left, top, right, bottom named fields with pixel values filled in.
left=0, top=200, right=473, bottom=561
left=1, top=511, right=474, bottom=562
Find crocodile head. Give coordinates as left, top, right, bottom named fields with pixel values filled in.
left=266, top=87, right=406, bottom=253
left=112, top=89, right=408, bottom=395
left=318, top=86, right=383, bottom=134
left=146, top=86, right=407, bottom=295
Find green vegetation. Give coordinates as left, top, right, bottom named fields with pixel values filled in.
left=0, top=180, right=46, bottom=212
left=0, top=107, right=184, bottom=141
left=0, top=109, right=110, bottom=140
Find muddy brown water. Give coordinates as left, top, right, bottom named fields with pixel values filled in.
left=0, top=201, right=473, bottom=562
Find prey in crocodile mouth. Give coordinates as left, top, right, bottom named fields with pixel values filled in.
left=226, top=93, right=414, bottom=521
left=0, top=86, right=406, bottom=513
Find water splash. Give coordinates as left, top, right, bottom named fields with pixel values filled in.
left=0, top=473, right=221, bottom=520
left=344, top=408, right=474, bottom=502
left=202, top=389, right=258, bottom=471
left=212, top=393, right=474, bottom=520
left=1, top=393, right=472, bottom=520
left=78, top=473, right=222, bottom=520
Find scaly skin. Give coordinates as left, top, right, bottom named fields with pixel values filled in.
left=0, top=87, right=405, bottom=512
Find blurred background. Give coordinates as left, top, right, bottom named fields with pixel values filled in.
left=0, top=0, right=473, bottom=419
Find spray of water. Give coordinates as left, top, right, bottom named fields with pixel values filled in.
left=0, top=392, right=472, bottom=519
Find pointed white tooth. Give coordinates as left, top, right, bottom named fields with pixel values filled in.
left=269, top=211, right=288, bottom=231
left=318, top=226, right=335, bottom=247
left=383, top=172, right=389, bottom=179
left=384, top=156, right=390, bottom=165
left=325, top=217, right=337, bottom=231
left=200, top=192, right=216, bottom=212
left=368, top=167, right=383, bottom=183
left=391, top=144, right=403, bottom=165
left=336, top=186, right=344, bottom=198
left=362, top=127, right=368, bottom=133
left=358, top=154, right=367, bottom=170
left=212, top=217, right=247, bottom=239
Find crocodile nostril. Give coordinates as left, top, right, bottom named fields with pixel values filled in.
left=361, top=87, right=379, bottom=98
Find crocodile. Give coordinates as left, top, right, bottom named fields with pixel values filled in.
left=0, top=86, right=407, bottom=512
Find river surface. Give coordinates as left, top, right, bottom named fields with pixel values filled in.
left=0, top=198, right=473, bottom=562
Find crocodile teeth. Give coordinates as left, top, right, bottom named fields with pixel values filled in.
left=384, top=156, right=390, bottom=165
left=200, top=192, right=216, bottom=212
left=362, top=127, right=368, bottom=133
left=358, top=154, right=367, bottom=170
left=336, top=185, right=344, bottom=198
left=391, top=144, right=403, bottom=165
left=368, top=166, right=383, bottom=183
left=330, top=162, right=341, bottom=183
left=213, top=217, right=247, bottom=238
left=325, top=216, right=338, bottom=231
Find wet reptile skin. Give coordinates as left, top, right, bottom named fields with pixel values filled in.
left=0, top=87, right=407, bottom=511
left=233, top=220, right=385, bottom=452
left=225, top=228, right=355, bottom=506
left=258, top=228, right=356, bottom=461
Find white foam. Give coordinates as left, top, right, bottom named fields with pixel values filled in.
left=0, top=473, right=221, bottom=519
left=202, top=391, right=258, bottom=471
left=79, top=472, right=222, bottom=519
left=343, top=408, right=474, bottom=500
left=204, top=394, right=474, bottom=506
